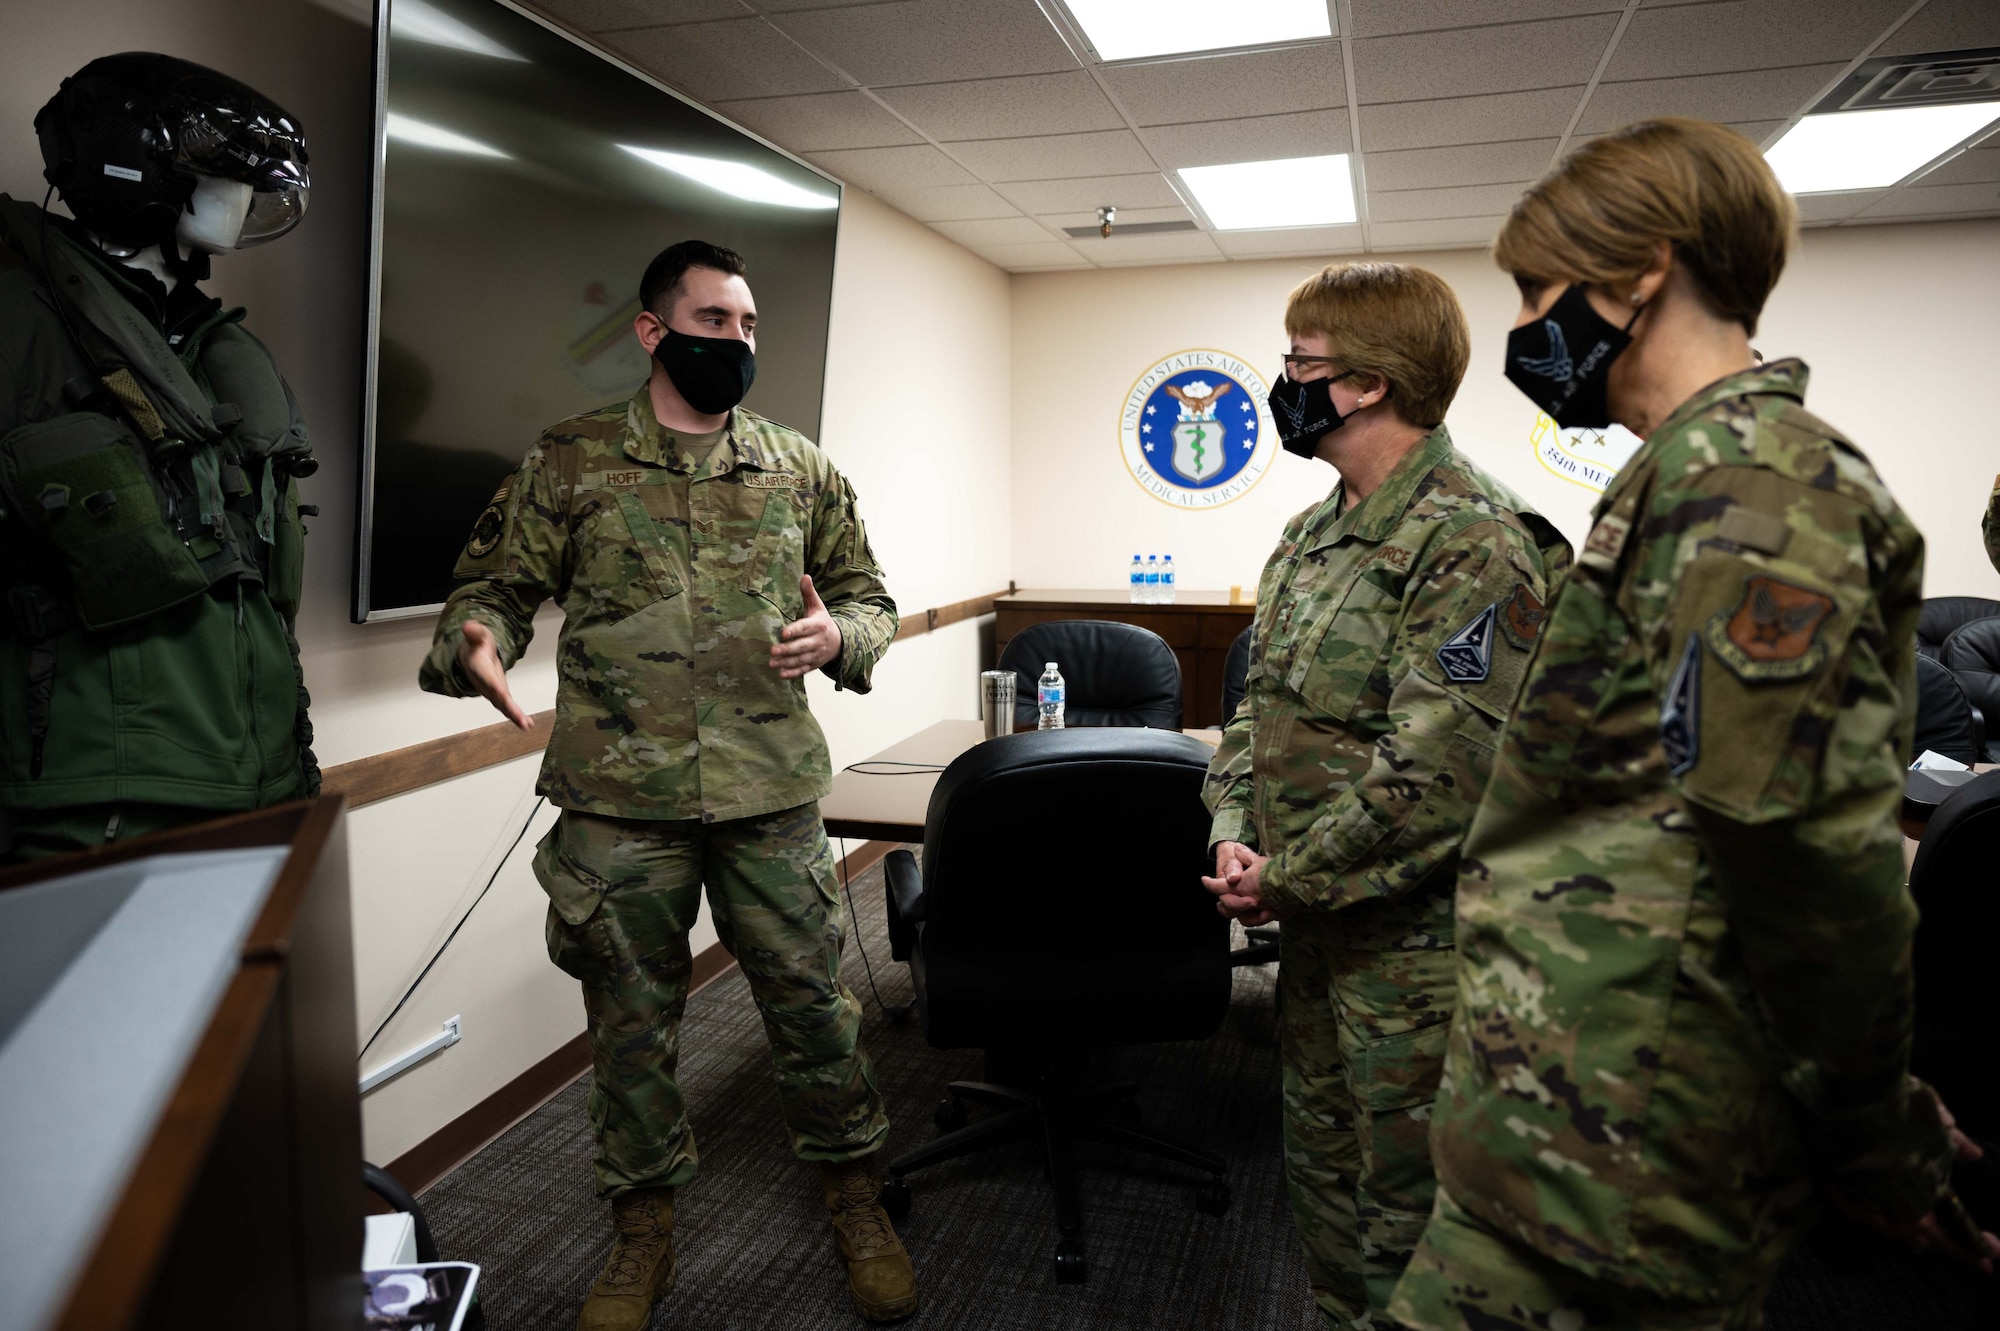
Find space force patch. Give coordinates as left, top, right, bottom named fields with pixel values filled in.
left=1660, top=634, right=1700, bottom=775
left=1436, top=602, right=1497, bottom=683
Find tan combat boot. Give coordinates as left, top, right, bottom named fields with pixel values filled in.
left=576, top=1185, right=676, bottom=1331
left=820, top=1159, right=918, bottom=1322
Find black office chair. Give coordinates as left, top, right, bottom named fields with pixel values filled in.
left=1910, top=770, right=2000, bottom=1151
left=1219, top=624, right=1253, bottom=724
left=880, top=728, right=1231, bottom=1282
left=1941, top=617, right=2000, bottom=761
left=998, top=619, right=1182, bottom=730
left=1914, top=654, right=1982, bottom=766
left=1918, top=596, right=2000, bottom=660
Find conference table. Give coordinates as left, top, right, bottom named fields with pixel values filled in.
left=820, top=718, right=1219, bottom=845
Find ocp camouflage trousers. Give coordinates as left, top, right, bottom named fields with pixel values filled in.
left=537, top=802, right=888, bottom=1197
left=1280, top=920, right=1455, bottom=1330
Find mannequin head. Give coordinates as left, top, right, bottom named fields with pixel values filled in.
left=176, top=175, right=255, bottom=254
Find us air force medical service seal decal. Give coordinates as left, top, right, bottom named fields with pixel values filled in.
left=1121, top=350, right=1276, bottom=509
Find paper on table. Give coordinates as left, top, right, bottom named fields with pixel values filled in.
left=1910, top=749, right=1972, bottom=772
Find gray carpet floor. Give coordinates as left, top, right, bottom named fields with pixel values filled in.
left=421, top=853, right=2000, bottom=1330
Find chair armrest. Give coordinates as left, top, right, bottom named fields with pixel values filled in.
left=884, top=849, right=924, bottom=962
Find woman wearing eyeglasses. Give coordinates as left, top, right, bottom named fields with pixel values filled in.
left=1200, top=261, right=1570, bottom=1330
left=1390, top=118, right=1998, bottom=1331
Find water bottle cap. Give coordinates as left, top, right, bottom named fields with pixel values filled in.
left=1045, top=662, right=1057, bottom=672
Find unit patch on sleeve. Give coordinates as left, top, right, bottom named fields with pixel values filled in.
left=1703, top=574, right=1835, bottom=682
left=1660, top=633, right=1701, bottom=775
left=1500, top=584, right=1547, bottom=650
left=1435, top=602, right=1497, bottom=684
left=465, top=482, right=510, bottom=558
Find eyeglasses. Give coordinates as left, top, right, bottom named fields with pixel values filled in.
left=1280, top=353, right=1358, bottom=377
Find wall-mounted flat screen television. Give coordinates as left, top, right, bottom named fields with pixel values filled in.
left=356, top=0, right=842, bottom=621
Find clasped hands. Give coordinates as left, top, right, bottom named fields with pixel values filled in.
left=455, top=574, right=842, bottom=731
left=1203, top=840, right=1277, bottom=927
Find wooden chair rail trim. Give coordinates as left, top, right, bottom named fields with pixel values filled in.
left=324, top=587, right=1014, bottom=808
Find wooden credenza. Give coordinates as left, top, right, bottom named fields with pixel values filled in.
left=991, top=589, right=1255, bottom=728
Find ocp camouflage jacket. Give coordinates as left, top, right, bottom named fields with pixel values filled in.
left=1204, top=427, right=1571, bottom=950
left=419, top=391, right=896, bottom=823
left=1428, top=360, right=1952, bottom=1302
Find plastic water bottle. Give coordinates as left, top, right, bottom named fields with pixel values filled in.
left=1161, top=554, right=1177, bottom=604
left=1037, top=662, right=1065, bottom=730
left=1129, top=554, right=1145, bottom=603
left=1144, top=555, right=1161, bottom=604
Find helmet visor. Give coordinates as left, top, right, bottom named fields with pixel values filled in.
left=174, top=102, right=310, bottom=246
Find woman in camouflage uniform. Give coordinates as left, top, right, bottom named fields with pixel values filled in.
left=1392, top=118, right=1998, bottom=1331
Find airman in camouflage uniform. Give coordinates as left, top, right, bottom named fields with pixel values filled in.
left=1391, top=359, right=1965, bottom=1331
left=1207, top=405, right=1570, bottom=1325
left=421, top=245, right=913, bottom=1328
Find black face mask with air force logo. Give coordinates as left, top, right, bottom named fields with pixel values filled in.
left=1504, top=284, right=1645, bottom=429
left=1269, top=370, right=1360, bottom=459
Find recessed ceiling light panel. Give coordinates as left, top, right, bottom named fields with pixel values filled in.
left=1178, top=154, right=1356, bottom=230
left=1063, top=0, right=1332, bottom=63
left=1764, top=102, right=2000, bottom=193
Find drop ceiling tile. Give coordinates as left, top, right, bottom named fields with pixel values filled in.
left=1351, top=0, right=1624, bottom=37
left=765, top=0, right=1079, bottom=86
left=929, top=216, right=1060, bottom=247
left=807, top=144, right=976, bottom=190
left=1569, top=118, right=1785, bottom=150
left=1791, top=189, right=1884, bottom=224
left=1360, top=86, right=1583, bottom=151
left=1212, top=224, right=1367, bottom=257
left=1855, top=180, right=2000, bottom=219
left=1144, top=109, right=1352, bottom=169
left=1365, top=138, right=1558, bottom=190
left=1369, top=180, right=1534, bottom=222
left=970, top=241, right=1092, bottom=270
left=1878, top=0, right=2000, bottom=56
left=1099, top=43, right=1346, bottom=126
left=1605, top=0, right=1892, bottom=83
left=1576, top=63, right=1847, bottom=134
left=1038, top=204, right=1194, bottom=230
left=711, top=91, right=922, bottom=151
left=537, top=0, right=750, bottom=31
left=1354, top=13, right=1621, bottom=104
left=948, top=130, right=1156, bottom=182
left=875, top=72, right=1125, bottom=141
left=607, top=18, right=849, bottom=100
left=994, top=172, right=1183, bottom=214
left=868, top=181, right=1018, bottom=221
left=1368, top=215, right=1508, bottom=250
left=1066, top=231, right=1225, bottom=264
left=1919, top=145, right=2000, bottom=188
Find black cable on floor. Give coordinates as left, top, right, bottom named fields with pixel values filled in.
left=838, top=835, right=913, bottom=1024
left=360, top=798, right=545, bottom=1061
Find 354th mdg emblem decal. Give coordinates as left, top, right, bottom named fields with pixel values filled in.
left=1120, top=350, right=1277, bottom=510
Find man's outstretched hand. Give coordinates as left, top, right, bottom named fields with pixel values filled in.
left=770, top=575, right=842, bottom=679
left=457, top=619, right=534, bottom=731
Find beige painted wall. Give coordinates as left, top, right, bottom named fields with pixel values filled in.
left=1009, top=219, right=2000, bottom=603
left=4, top=3, right=1009, bottom=1167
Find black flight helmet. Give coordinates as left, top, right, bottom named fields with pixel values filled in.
left=35, top=52, right=310, bottom=253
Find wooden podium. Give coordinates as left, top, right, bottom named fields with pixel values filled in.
left=0, top=798, right=361, bottom=1331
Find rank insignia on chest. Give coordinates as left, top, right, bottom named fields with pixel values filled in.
left=1578, top=513, right=1630, bottom=574
left=1704, top=574, right=1835, bottom=681
left=1661, top=633, right=1700, bottom=775
left=1436, top=602, right=1497, bottom=683
left=1500, top=584, right=1546, bottom=650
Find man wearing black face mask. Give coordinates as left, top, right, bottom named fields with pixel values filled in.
left=420, top=241, right=913, bottom=1329
left=1201, top=262, right=1570, bottom=1331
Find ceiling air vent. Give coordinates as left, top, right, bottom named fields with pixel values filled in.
left=1060, top=219, right=1198, bottom=238
left=1812, top=47, right=2000, bottom=114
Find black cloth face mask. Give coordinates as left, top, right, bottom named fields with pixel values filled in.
left=1504, top=283, right=1643, bottom=429
left=653, top=327, right=756, bottom=414
left=1269, top=371, right=1357, bottom=459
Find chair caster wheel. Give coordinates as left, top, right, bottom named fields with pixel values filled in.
left=1195, top=1181, right=1231, bottom=1215
left=1053, top=1239, right=1087, bottom=1284
left=932, top=1096, right=969, bottom=1133
left=880, top=1179, right=911, bottom=1222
